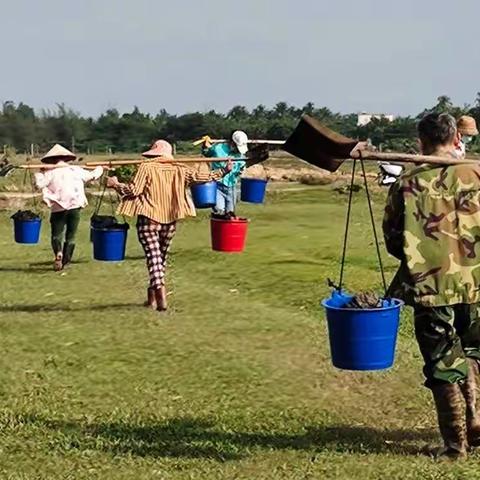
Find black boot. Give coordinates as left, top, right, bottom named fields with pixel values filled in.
left=62, top=243, right=75, bottom=266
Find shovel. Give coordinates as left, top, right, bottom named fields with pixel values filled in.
left=282, top=114, right=478, bottom=172
left=192, top=135, right=284, bottom=146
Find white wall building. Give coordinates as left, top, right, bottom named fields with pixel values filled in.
left=357, top=113, right=395, bottom=127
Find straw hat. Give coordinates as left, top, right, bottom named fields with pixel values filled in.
left=142, top=140, right=174, bottom=159
left=457, top=116, right=479, bottom=136
left=41, top=144, right=76, bottom=164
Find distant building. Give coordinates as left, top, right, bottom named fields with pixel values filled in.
left=357, top=113, right=395, bottom=127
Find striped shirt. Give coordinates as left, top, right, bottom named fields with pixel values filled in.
left=116, top=161, right=225, bottom=223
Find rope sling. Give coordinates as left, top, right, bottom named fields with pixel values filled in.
left=336, top=158, right=388, bottom=297
left=91, top=172, right=128, bottom=228
left=23, top=168, right=39, bottom=213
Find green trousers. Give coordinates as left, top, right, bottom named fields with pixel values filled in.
left=414, top=304, right=480, bottom=388
left=50, top=208, right=81, bottom=259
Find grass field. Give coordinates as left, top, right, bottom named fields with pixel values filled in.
left=1, top=186, right=480, bottom=479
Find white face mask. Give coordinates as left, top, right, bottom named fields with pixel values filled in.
left=463, top=136, right=473, bottom=144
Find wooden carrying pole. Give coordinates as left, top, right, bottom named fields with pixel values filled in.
left=16, top=158, right=247, bottom=169
left=84, top=158, right=246, bottom=167
left=19, top=164, right=98, bottom=170
left=18, top=153, right=479, bottom=170
left=350, top=150, right=479, bottom=166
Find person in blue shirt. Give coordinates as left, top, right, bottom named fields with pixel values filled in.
left=202, top=130, right=248, bottom=217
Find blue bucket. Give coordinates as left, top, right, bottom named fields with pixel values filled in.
left=92, top=228, right=128, bottom=261
left=241, top=178, right=268, bottom=204
left=191, top=181, right=217, bottom=208
left=13, top=218, right=42, bottom=244
left=322, top=292, right=403, bottom=371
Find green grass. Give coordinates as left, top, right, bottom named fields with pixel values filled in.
left=1, top=186, right=479, bottom=479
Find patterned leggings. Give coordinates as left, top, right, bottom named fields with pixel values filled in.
left=137, top=216, right=177, bottom=289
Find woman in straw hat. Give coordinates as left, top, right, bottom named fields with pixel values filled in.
left=455, top=115, right=479, bottom=158
left=106, top=139, right=233, bottom=312
left=35, top=144, right=103, bottom=271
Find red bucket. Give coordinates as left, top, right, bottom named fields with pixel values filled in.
left=210, top=217, right=248, bottom=252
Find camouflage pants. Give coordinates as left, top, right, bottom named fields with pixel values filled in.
left=414, top=304, right=480, bottom=389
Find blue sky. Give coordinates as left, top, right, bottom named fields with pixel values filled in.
left=3, top=0, right=479, bottom=116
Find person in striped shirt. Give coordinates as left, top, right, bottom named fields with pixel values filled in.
left=107, top=140, right=232, bottom=312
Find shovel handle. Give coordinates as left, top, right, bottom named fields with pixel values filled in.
left=193, top=138, right=285, bottom=146
left=353, top=150, right=478, bottom=166
left=211, top=139, right=285, bottom=145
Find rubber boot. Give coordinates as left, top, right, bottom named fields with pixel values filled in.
left=144, top=288, right=157, bottom=310
left=62, top=243, right=75, bottom=267
left=154, top=286, right=167, bottom=312
left=431, top=383, right=468, bottom=460
left=460, top=358, right=480, bottom=447
left=52, top=239, right=62, bottom=256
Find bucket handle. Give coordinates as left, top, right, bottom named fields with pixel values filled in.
left=93, top=173, right=114, bottom=217
left=93, top=172, right=128, bottom=225
left=22, top=167, right=41, bottom=217
left=337, top=158, right=388, bottom=297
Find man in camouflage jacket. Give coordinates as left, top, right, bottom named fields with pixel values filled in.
left=383, top=113, right=480, bottom=459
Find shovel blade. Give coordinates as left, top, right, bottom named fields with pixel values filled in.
left=246, top=144, right=270, bottom=166
left=282, top=115, right=359, bottom=172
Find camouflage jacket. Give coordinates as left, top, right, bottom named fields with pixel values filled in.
left=383, top=161, right=480, bottom=307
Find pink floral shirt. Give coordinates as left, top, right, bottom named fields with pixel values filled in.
left=35, top=162, right=103, bottom=212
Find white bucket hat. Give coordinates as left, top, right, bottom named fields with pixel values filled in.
left=41, top=144, right=76, bottom=164
left=232, top=130, right=249, bottom=155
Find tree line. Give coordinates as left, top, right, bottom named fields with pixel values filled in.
left=1, top=95, right=480, bottom=155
